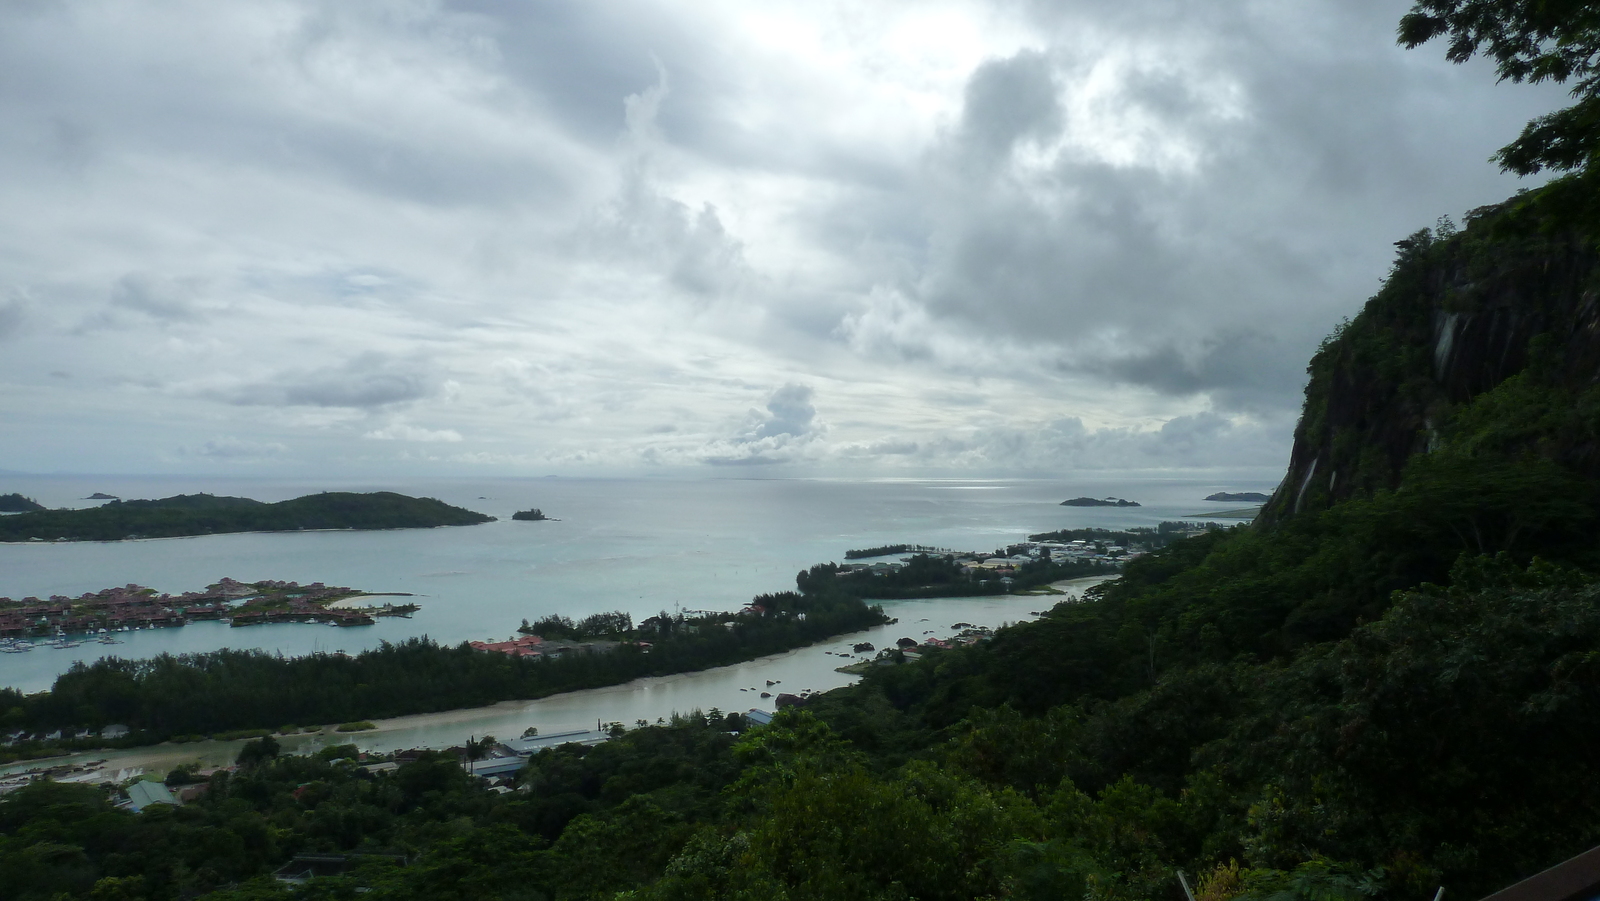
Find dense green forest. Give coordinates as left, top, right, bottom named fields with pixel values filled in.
left=0, top=589, right=887, bottom=746
left=0, top=714, right=753, bottom=901
left=0, top=492, right=493, bottom=542
left=8, top=3, right=1600, bottom=899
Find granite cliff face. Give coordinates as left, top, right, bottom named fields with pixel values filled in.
left=1260, top=198, right=1600, bottom=526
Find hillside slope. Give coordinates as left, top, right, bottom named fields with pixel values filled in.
left=1261, top=188, right=1600, bottom=524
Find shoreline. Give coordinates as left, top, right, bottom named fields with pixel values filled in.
left=1, top=586, right=1101, bottom=780
left=0, top=639, right=867, bottom=779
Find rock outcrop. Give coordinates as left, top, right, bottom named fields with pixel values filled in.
left=1260, top=198, right=1600, bottom=526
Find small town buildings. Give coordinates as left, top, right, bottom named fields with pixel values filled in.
left=468, top=634, right=545, bottom=657
left=124, top=780, right=179, bottom=813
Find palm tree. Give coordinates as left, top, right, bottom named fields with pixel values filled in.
left=464, top=734, right=495, bottom=775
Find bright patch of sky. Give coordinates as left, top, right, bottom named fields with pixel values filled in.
left=0, top=0, right=1570, bottom=477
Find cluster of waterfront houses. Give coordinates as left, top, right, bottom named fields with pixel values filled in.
left=467, top=633, right=628, bottom=659
left=0, top=578, right=370, bottom=640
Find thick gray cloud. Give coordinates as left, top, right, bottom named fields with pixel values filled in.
left=0, top=0, right=1570, bottom=477
left=213, top=354, right=433, bottom=409
left=959, top=51, right=1062, bottom=162
left=750, top=383, right=818, bottom=440
left=700, top=383, right=823, bottom=466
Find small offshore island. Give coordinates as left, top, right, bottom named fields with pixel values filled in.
left=1060, top=496, right=1141, bottom=507
left=0, top=490, right=492, bottom=542
left=1204, top=491, right=1272, bottom=502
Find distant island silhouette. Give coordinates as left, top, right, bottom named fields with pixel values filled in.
left=1205, top=492, right=1272, bottom=502
left=1060, top=497, right=1141, bottom=507
left=0, top=491, right=493, bottom=542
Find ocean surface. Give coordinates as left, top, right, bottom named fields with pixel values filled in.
left=0, top=473, right=1276, bottom=697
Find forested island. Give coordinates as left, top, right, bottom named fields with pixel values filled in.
left=510, top=508, right=548, bottom=521
left=1060, top=496, right=1140, bottom=507
left=0, top=491, right=493, bottom=542
left=1204, top=491, right=1271, bottom=502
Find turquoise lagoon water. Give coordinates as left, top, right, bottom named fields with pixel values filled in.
left=0, top=474, right=1277, bottom=694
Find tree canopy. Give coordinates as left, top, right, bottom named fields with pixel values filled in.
left=1400, top=0, right=1600, bottom=174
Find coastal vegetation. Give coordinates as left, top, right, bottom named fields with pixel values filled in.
left=0, top=587, right=887, bottom=748
left=843, top=544, right=913, bottom=559
left=511, top=508, right=548, bottom=521
left=0, top=492, right=493, bottom=542
left=519, top=611, right=634, bottom=640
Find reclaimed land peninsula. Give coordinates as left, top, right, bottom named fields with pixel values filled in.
left=0, top=491, right=493, bottom=542
left=0, top=577, right=417, bottom=641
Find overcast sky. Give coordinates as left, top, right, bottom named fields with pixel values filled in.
left=0, top=0, right=1569, bottom=478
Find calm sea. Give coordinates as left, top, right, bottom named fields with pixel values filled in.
left=0, top=473, right=1276, bottom=693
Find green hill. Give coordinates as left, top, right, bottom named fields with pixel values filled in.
left=0, top=493, right=44, bottom=513
left=0, top=491, right=493, bottom=541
